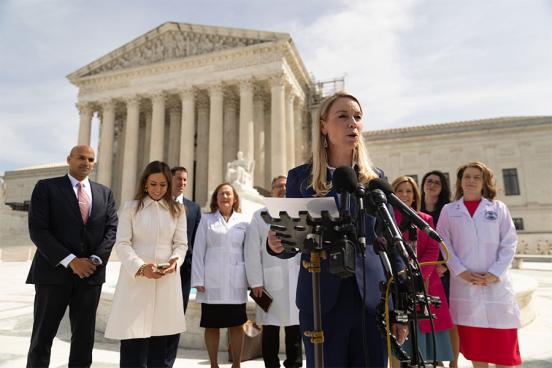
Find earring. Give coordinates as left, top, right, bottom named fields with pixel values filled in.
left=323, top=135, right=328, bottom=149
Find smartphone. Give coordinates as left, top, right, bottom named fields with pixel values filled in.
left=156, top=263, right=170, bottom=270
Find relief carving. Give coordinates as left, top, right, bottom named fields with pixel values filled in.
left=85, top=31, right=268, bottom=77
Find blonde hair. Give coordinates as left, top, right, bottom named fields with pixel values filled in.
left=311, top=91, right=378, bottom=196
left=454, top=161, right=497, bottom=200
left=391, top=176, right=422, bottom=211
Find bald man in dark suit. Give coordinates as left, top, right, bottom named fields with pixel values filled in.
left=26, top=145, right=118, bottom=368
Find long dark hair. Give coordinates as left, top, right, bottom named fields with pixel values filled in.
left=420, top=170, right=451, bottom=215
left=135, top=161, right=181, bottom=218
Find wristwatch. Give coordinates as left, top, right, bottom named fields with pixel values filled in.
left=88, top=256, right=102, bottom=266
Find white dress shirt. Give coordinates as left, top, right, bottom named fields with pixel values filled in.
left=60, top=174, right=100, bottom=268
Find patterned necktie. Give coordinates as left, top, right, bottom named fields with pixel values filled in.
left=77, top=182, right=90, bottom=224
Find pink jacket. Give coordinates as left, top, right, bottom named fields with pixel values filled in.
left=394, top=210, right=453, bottom=333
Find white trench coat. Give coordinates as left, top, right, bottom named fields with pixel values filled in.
left=437, top=198, right=521, bottom=329
left=105, top=198, right=188, bottom=339
left=191, top=211, right=249, bottom=304
left=244, top=208, right=300, bottom=326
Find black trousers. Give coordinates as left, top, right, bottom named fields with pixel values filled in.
left=120, top=334, right=179, bottom=368
left=163, top=261, right=192, bottom=366
left=262, top=325, right=303, bottom=368
left=27, top=281, right=102, bottom=368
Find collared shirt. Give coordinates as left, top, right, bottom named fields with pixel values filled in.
left=68, top=173, right=92, bottom=215
left=60, top=174, right=101, bottom=268
left=174, top=194, right=184, bottom=204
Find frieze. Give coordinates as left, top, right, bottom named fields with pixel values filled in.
left=83, top=30, right=269, bottom=77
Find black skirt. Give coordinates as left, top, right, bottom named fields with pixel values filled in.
left=200, top=303, right=247, bottom=328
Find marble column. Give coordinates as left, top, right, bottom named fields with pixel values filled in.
left=310, top=105, right=320, bottom=156
left=97, top=99, right=116, bottom=186
left=270, top=75, right=287, bottom=178
left=294, top=100, right=304, bottom=164
left=120, top=97, right=141, bottom=202
left=77, top=102, right=93, bottom=145
left=149, top=93, right=166, bottom=162
left=264, top=104, right=272, bottom=186
left=142, top=108, right=153, bottom=167
left=179, top=89, right=195, bottom=199
left=253, top=92, right=266, bottom=188
left=224, top=94, right=238, bottom=169
left=195, top=94, right=210, bottom=205
left=207, top=84, right=224, bottom=196
left=239, top=79, right=255, bottom=160
left=286, top=92, right=296, bottom=169
left=168, top=106, right=181, bottom=167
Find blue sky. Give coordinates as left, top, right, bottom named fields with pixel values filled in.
left=1, top=0, right=551, bottom=174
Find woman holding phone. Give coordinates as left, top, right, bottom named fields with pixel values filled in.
left=105, top=161, right=188, bottom=368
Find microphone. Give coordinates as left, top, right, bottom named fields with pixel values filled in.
left=332, top=166, right=358, bottom=217
left=368, top=178, right=443, bottom=242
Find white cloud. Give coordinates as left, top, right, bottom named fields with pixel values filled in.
left=1, top=0, right=551, bottom=174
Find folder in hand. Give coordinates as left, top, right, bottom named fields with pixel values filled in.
left=249, top=288, right=273, bottom=313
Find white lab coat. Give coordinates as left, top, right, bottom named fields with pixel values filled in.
left=105, top=198, right=188, bottom=339
left=244, top=208, right=300, bottom=326
left=437, top=197, right=521, bottom=329
left=191, top=211, right=249, bottom=304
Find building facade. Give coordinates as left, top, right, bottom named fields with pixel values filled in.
left=365, top=116, right=552, bottom=248
left=67, top=22, right=313, bottom=206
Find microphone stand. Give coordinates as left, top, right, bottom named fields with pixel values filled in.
left=366, top=189, right=427, bottom=367
left=303, top=225, right=325, bottom=367
left=261, top=210, right=352, bottom=368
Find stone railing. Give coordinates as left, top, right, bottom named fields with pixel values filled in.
left=512, top=234, right=552, bottom=268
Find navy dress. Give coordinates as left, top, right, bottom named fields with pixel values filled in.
left=281, top=164, right=401, bottom=367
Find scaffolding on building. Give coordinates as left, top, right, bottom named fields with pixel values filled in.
left=309, top=75, right=346, bottom=107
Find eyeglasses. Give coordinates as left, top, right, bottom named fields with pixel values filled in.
left=425, top=179, right=442, bottom=186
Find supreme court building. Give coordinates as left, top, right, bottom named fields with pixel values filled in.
left=1, top=22, right=551, bottom=254
left=67, top=22, right=313, bottom=206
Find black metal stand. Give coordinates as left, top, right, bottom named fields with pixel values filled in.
left=261, top=209, right=360, bottom=368
left=303, top=249, right=324, bottom=367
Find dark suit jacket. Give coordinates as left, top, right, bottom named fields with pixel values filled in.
left=181, top=196, right=201, bottom=267
left=283, top=163, right=403, bottom=315
left=26, top=175, right=118, bottom=285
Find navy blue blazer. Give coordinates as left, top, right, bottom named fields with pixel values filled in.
left=26, top=175, right=118, bottom=285
left=180, top=196, right=201, bottom=266
left=285, top=164, right=400, bottom=315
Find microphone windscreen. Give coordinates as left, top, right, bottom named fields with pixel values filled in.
left=367, top=178, right=393, bottom=194
left=332, top=166, right=358, bottom=193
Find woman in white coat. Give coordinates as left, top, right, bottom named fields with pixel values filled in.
left=191, top=183, right=249, bottom=368
left=105, top=161, right=187, bottom=368
left=244, top=175, right=302, bottom=368
left=436, top=161, right=521, bottom=368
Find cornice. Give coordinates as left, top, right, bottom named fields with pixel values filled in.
left=364, top=116, right=552, bottom=141
left=73, top=41, right=287, bottom=87
left=70, top=38, right=311, bottom=98
left=67, top=22, right=290, bottom=81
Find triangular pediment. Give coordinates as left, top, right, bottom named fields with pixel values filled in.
left=68, top=22, right=290, bottom=80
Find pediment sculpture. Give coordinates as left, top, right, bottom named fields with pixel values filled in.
left=84, top=30, right=269, bottom=77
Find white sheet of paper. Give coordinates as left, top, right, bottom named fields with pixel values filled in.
left=264, top=197, right=339, bottom=218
